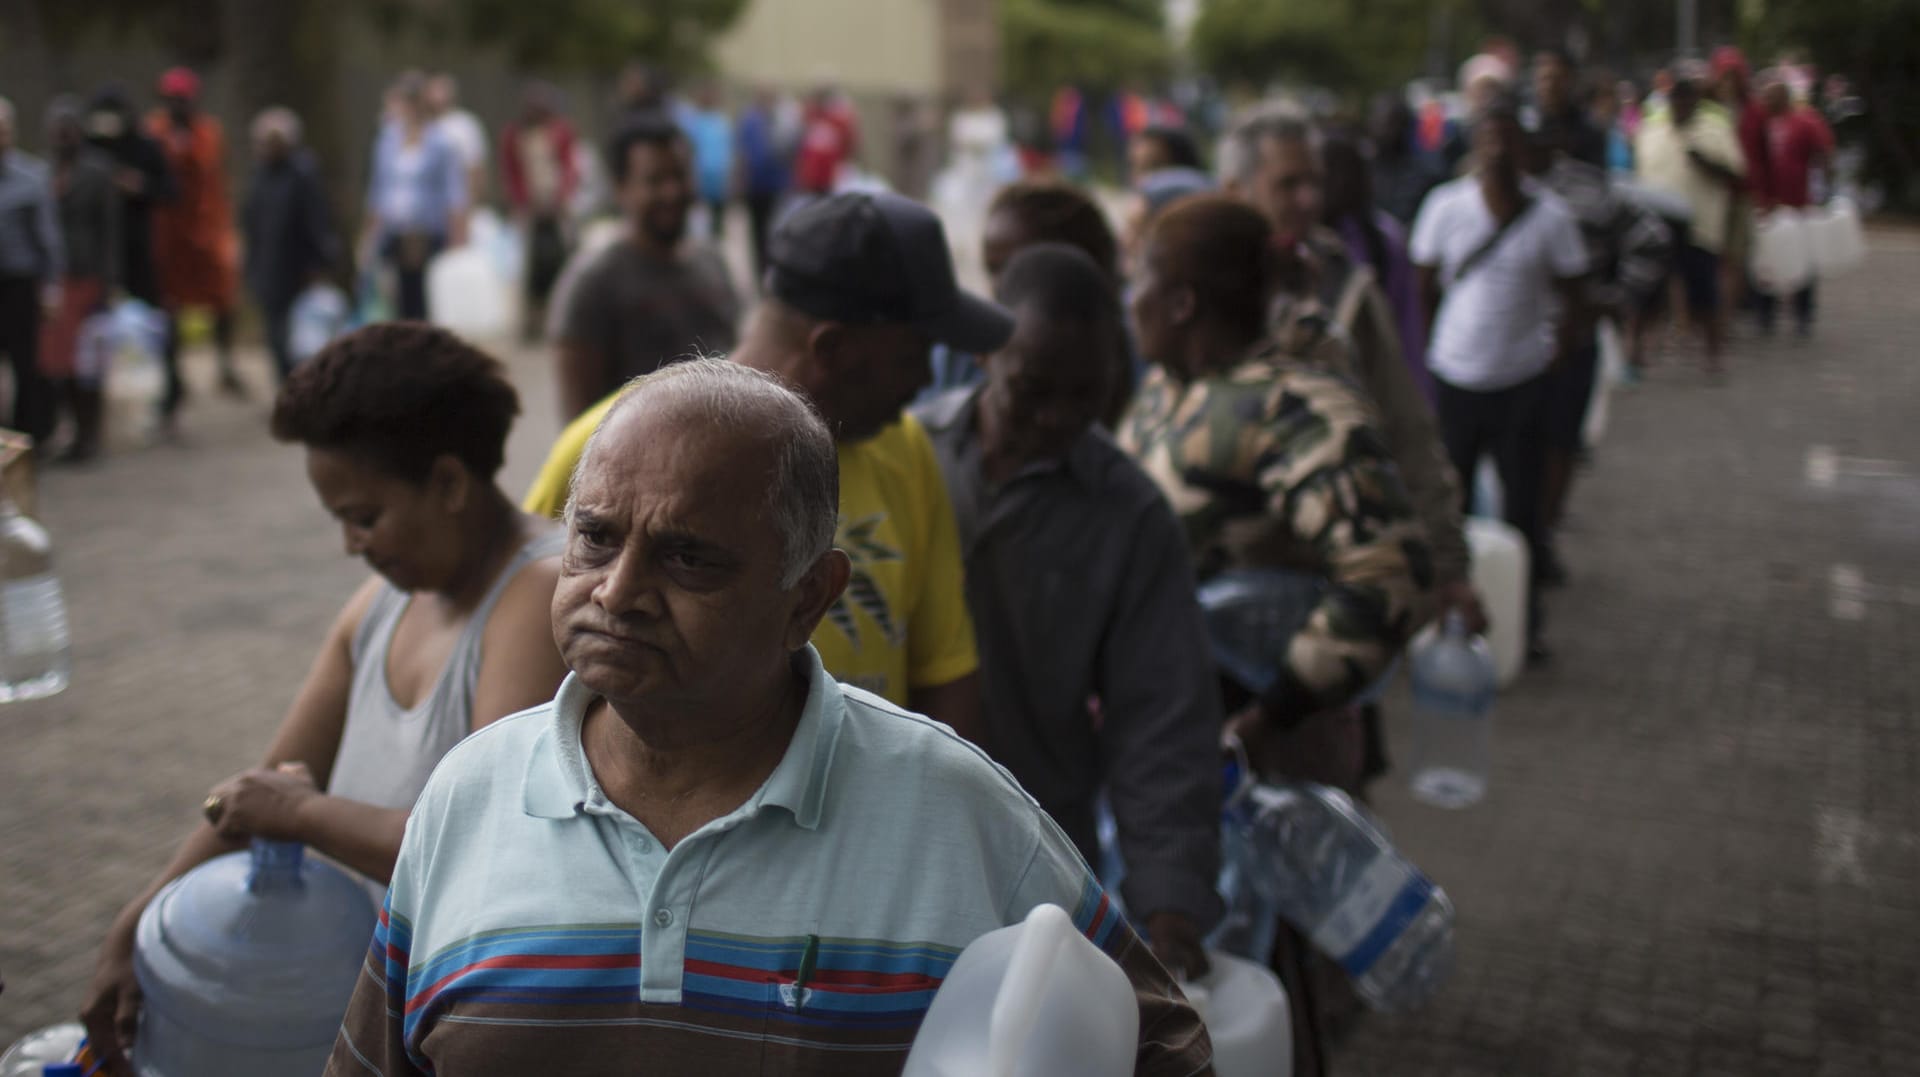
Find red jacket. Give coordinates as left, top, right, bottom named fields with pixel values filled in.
left=500, top=117, right=579, bottom=214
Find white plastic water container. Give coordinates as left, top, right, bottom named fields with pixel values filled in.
left=288, top=283, right=350, bottom=365
left=102, top=299, right=167, bottom=450
left=132, top=840, right=376, bottom=1076
left=426, top=245, right=513, bottom=340
left=1459, top=517, right=1528, bottom=687
left=1, top=1022, right=85, bottom=1076
left=1808, top=197, right=1867, bottom=278
left=1583, top=318, right=1625, bottom=450
left=904, top=903, right=1138, bottom=1077
left=1751, top=208, right=1813, bottom=295
left=1183, top=953, right=1292, bottom=1077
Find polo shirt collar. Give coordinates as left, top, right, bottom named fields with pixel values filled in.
left=522, top=645, right=846, bottom=829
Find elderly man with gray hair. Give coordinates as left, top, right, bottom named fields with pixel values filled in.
left=241, top=106, right=336, bottom=382
left=327, top=357, right=1212, bottom=1076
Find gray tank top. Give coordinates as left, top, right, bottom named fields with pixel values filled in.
left=327, top=529, right=565, bottom=812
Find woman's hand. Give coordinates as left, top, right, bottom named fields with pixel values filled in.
left=78, top=921, right=142, bottom=1077
left=203, top=762, right=320, bottom=843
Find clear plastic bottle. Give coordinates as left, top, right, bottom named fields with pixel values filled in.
left=1407, top=610, right=1496, bottom=809
left=0, top=493, right=71, bottom=703
left=0, top=1022, right=84, bottom=1077
left=1213, top=776, right=1454, bottom=1013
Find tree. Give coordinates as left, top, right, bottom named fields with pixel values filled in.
left=1745, top=0, right=1920, bottom=211
left=1190, top=0, right=1459, bottom=96
left=366, top=0, right=748, bottom=76
left=1000, top=0, right=1174, bottom=101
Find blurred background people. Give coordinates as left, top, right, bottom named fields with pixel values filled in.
left=148, top=67, right=244, bottom=416
left=1635, top=71, right=1745, bottom=377
left=426, top=73, right=488, bottom=206
left=794, top=84, right=859, bottom=199
left=734, top=84, right=794, bottom=281
left=0, top=95, right=63, bottom=449
left=360, top=71, right=468, bottom=322
left=242, top=107, right=337, bottom=385
left=500, top=82, right=579, bottom=342
left=680, top=79, right=735, bottom=241
left=1370, top=93, right=1444, bottom=226
left=1752, top=71, right=1835, bottom=336
left=41, top=96, right=120, bottom=463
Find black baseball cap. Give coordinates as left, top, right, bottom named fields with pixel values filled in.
left=766, top=191, right=1015, bottom=355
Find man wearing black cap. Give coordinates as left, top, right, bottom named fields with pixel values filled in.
left=524, top=190, right=1004, bottom=740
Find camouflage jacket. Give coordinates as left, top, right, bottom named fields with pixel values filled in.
left=1273, top=226, right=1472, bottom=592
left=1120, top=339, right=1435, bottom=723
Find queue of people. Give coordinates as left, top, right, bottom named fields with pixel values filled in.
left=15, top=38, right=1865, bottom=1077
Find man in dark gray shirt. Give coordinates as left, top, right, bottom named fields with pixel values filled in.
left=912, top=244, right=1224, bottom=980
left=550, top=114, right=740, bottom=422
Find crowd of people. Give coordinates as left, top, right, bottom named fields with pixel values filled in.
left=0, top=33, right=1859, bottom=1077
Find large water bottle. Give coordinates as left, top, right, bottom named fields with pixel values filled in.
left=1407, top=610, right=1497, bottom=809
left=132, top=839, right=377, bottom=1076
left=1213, top=775, right=1454, bottom=1013
left=0, top=493, right=71, bottom=703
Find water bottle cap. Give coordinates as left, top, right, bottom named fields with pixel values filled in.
left=42, top=1066, right=85, bottom=1077
left=1442, top=608, right=1469, bottom=636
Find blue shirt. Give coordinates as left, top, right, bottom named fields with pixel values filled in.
left=328, top=647, right=1211, bottom=1075
left=364, top=123, right=467, bottom=240
left=681, top=107, right=734, bottom=203
left=735, top=106, right=789, bottom=196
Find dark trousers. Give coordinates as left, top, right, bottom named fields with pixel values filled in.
left=1756, top=283, right=1816, bottom=332
left=1436, top=369, right=1552, bottom=639
left=263, top=303, right=295, bottom=384
left=383, top=233, right=444, bottom=322
left=746, top=190, right=781, bottom=285
left=0, top=276, right=54, bottom=445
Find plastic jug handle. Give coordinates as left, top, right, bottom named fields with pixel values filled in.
left=987, top=904, right=1075, bottom=1076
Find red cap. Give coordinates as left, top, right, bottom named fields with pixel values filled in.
left=1710, top=46, right=1749, bottom=81
left=158, top=67, right=201, bottom=101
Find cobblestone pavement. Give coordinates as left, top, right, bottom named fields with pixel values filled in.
left=4, top=238, right=1919, bottom=1075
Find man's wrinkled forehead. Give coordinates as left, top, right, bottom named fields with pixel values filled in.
left=572, top=395, right=776, bottom=522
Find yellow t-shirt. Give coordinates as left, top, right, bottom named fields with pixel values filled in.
left=523, top=401, right=978, bottom=706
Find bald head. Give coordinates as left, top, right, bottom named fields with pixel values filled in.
left=572, top=358, right=839, bottom=588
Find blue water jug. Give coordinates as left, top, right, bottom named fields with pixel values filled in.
left=132, top=840, right=377, bottom=1076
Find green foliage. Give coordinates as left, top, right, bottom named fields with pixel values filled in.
left=1191, top=0, right=1453, bottom=95
left=447, top=0, right=750, bottom=75
left=1745, top=0, right=1920, bottom=210
left=1001, top=0, right=1173, bottom=99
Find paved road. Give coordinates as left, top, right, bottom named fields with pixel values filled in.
left=4, top=238, right=1918, bottom=1075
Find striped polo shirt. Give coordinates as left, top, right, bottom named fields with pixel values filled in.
left=327, top=647, right=1211, bottom=1076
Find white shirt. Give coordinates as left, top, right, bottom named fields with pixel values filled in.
left=1411, top=176, right=1589, bottom=392
left=1635, top=110, right=1746, bottom=254
left=435, top=109, right=489, bottom=172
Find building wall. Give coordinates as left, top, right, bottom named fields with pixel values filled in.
left=714, top=0, right=945, bottom=97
